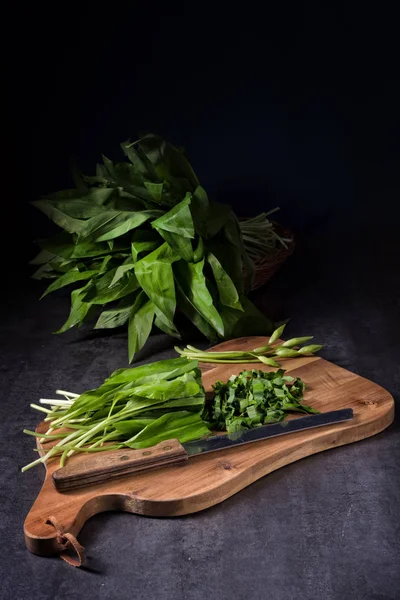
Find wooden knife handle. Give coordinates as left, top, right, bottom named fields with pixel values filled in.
left=52, top=439, right=188, bottom=492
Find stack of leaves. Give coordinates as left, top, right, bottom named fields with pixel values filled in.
left=31, top=134, right=274, bottom=361
left=22, top=357, right=209, bottom=472
left=203, top=369, right=319, bottom=434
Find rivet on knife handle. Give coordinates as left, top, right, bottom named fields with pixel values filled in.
left=52, top=439, right=188, bottom=492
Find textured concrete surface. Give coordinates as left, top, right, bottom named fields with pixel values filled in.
left=1, top=218, right=399, bottom=600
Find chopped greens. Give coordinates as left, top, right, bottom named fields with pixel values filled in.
left=203, top=369, right=319, bottom=434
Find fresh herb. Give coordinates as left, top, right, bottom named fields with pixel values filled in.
left=203, top=369, right=318, bottom=433
left=176, top=323, right=323, bottom=366
left=22, top=357, right=209, bottom=472
left=32, top=134, right=275, bottom=361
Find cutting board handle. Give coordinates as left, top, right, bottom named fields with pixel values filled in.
left=52, top=439, right=188, bottom=492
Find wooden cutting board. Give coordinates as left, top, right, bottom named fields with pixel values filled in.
left=24, top=337, right=394, bottom=559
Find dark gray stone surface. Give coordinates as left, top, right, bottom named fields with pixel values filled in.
left=1, top=217, right=399, bottom=600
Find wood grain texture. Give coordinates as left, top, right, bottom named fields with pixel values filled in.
left=52, top=439, right=189, bottom=492
left=24, top=337, right=395, bottom=557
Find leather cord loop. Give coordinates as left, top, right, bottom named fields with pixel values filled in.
left=46, top=516, right=86, bottom=567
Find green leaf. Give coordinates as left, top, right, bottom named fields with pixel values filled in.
left=83, top=269, right=140, bottom=305
left=84, top=188, right=118, bottom=206
left=109, top=357, right=198, bottom=385
left=48, top=200, right=106, bottom=219
left=56, top=283, right=93, bottom=333
left=189, top=185, right=209, bottom=238
left=219, top=298, right=275, bottom=339
left=224, top=214, right=254, bottom=290
left=175, top=282, right=218, bottom=342
left=174, top=259, right=224, bottom=336
left=121, top=139, right=159, bottom=180
left=131, top=239, right=160, bottom=262
left=131, top=230, right=161, bottom=262
left=32, top=263, right=58, bottom=280
left=154, top=306, right=181, bottom=339
left=206, top=230, right=244, bottom=296
left=41, top=268, right=98, bottom=298
left=125, top=411, right=209, bottom=449
left=207, top=252, right=243, bottom=311
left=32, top=200, right=84, bottom=234
left=48, top=258, right=77, bottom=273
left=101, top=154, right=116, bottom=180
left=30, top=249, right=57, bottom=265
left=128, top=291, right=156, bottom=362
left=114, top=418, right=155, bottom=436
left=133, top=372, right=201, bottom=401
left=99, top=255, right=113, bottom=273
left=109, top=263, right=135, bottom=287
left=192, top=237, right=204, bottom=263
left=38, top=232, right=120, bottom=259
left=94, top=305, right=132, bottom=329
left=154, top=229, right=194, bottom=262
left=151, top=194, right=194, bottom=238
left=79, top=210, right=161, bottom=242
left=144, top=181, right=164, bottom=202
left=134, top=242, right=178, bottom=324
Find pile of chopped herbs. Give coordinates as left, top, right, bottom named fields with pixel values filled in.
left=31, top=133, right=275, bottom=362
left=22, top=357, right=209, bottom=472
left=203, top=369, right=319, bottom=434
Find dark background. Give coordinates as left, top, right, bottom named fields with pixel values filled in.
left=2, top=3, right=400, bottom=600
left=4, top=3, right=400, bottom=267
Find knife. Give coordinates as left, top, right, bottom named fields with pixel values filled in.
left=52, top=408, right=353, bottom=492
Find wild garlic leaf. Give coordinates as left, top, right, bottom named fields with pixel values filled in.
left=174, top=259, right=224, bottom=337
left=175, top=281, right=219, bottom=342
left=151, top=194, right=195, bottom=238
left=47, top=200, right=106, bottom=219
left=125, top=411, right=209, bottom=449
left=94, top=305, right=132, bottom=329
left=154, top=306, right=181, bottom=339
left=41, top=269, right=98, bottom=298
left=128, top=291, right=155, bottom=362
left=32, top=200, right=85, bottom=234
left=55, top=283, right=93, bottom=333
left=144, top=181, right=164, bottom=202
left=207, top=252, right=243, bottom=311
left=30, top=249, right=58, bottom=265
left=109, top=263, right=135, bottom=288
left=83, top=269, right=140, bottom=305
left=121, top=139, right=159, bottom=180
left=155, top=229, right=194, bottom=262
left=134, top=242, right=178, bottom=325
left=79, top=210, right=161, bottom=242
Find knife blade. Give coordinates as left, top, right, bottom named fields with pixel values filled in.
left=52, top=408, right=353, bottom=492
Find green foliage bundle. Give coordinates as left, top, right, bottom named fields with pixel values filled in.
left=31, top=134, right=274, bottom=361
